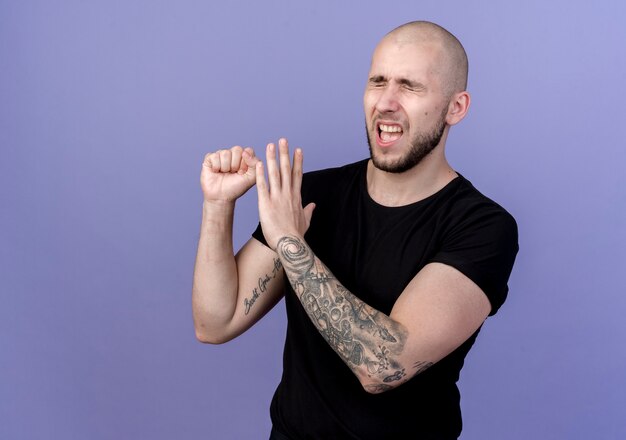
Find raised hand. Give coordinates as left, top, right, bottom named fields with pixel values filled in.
left=255, top=138, right=316, bottom=250
left=201, top=146, right=260, bottom=203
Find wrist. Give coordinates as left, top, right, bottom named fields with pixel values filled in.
left=203, top=199, right=236, bottom=212
left=274, top=233, right=306, bottom=253
left=201, top=200, right=236, bottom=231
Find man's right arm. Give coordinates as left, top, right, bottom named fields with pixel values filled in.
left=192, top=147, right=285, bottom=344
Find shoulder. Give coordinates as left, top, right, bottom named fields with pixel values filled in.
left=443, top=174, right=518, bottom=239
left=431, top=175, right=519, bottom=315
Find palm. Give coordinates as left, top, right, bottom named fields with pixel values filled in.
left=201, top=168, right=255, bottom=202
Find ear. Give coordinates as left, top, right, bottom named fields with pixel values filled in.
left=445, top=91, right=471, bottom=126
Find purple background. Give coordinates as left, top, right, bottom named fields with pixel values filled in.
left=2, top=1, right=625, bottom=439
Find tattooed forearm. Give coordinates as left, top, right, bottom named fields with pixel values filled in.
left=243, top=258, right=282, bottom=315
left=276, top=235, right=417, bottom=392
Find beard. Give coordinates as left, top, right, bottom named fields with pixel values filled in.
left=366, top=108, right=448, bottom=174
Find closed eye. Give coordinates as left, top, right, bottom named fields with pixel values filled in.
left=399, top=79, right=426, bottom=92
left=368, top=75, right=387, bottom=87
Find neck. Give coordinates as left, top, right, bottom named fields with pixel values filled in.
left=366, top=148, right=458, bottom=207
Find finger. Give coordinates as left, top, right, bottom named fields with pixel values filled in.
left=303, top=202, right=316, bottom=230
left=219, top=149, right=232, bottom=173
left=265, top=142, right=280, bottom=192
left=292, top=147, right=303, bottom=195
left=208, top=151, right=221, bottom=172
left=230, top=146, right=243, bottom=173
left=255, top=161, right=269, bottom=201
left=278, top=138, right=291, bottom=189
left=238, top=147, right=255, bottom=174
left=242, top=149, right=260, bottom=177
left=242, top=149, right=259, bottom=167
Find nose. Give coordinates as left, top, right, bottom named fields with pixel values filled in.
left=375, top=84, right=400, bottom=113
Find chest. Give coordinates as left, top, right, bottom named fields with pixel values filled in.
left=305, top=194, right=450, bottom=314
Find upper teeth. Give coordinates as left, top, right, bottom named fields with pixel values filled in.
left=379, top=124, right=402, bottom=133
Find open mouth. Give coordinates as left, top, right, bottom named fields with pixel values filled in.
left=377, top=122, right=403, bottom=147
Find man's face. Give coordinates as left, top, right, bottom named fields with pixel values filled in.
left=364, top=39, right=450, bottom=173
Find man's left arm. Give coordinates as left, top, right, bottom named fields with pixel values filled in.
left=275, top=234, right=490, bottom=393
left=255, top=138, right=491, bottom=393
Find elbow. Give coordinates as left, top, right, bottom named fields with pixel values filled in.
left=362, top=380, right=398, bottom=394
left=353, top=367, right=401, bottom=394
left=194, top=325, right=233, bottom=345
left=194, top=331, right=215, bottom=345
left=361, top=361, right=435, bottom=394
left=192, top=306, right=235, bottom=344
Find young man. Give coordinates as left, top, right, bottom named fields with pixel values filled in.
left=193, top=21, right=518, bottom=439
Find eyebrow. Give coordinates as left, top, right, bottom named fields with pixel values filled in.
left=368, top=75, right=387, bottom=83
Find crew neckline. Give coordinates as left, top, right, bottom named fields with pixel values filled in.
left=360, top=160, right=463, bottom=210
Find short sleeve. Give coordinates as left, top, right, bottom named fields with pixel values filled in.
left=252, top=222, right=268, bottom=247
left=430, top=208, right=519, bottom=315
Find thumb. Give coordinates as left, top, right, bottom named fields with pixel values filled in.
left=242, top=150, right=260, bottom=177
left=303, top=202, right=316, bottom=229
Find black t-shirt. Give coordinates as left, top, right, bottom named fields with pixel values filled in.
left=253, top=159, right=518, bottom=439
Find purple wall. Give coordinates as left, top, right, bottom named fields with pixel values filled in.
left=2, top=1, right=625, bottom=438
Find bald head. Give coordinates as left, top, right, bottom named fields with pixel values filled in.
left=382, top=21, right=468, bottom=97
